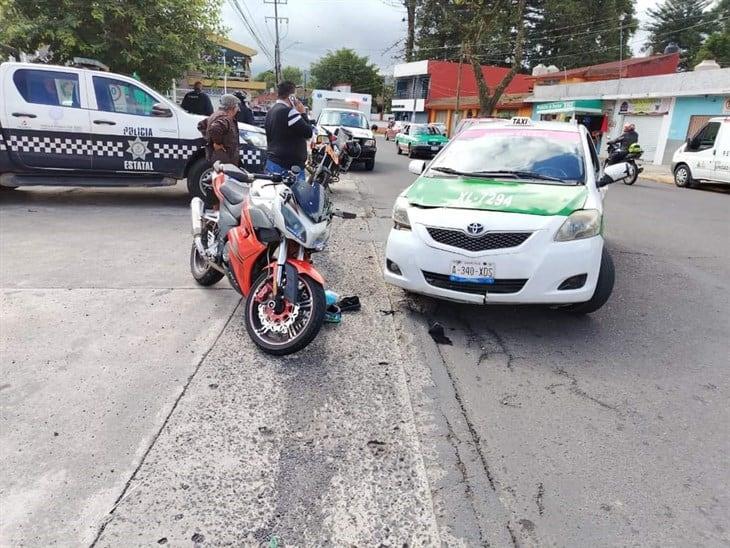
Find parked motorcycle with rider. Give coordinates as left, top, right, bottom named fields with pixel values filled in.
left=189, top=162, right=354, bottom=355
left=605, top=123, right=643, bottom=185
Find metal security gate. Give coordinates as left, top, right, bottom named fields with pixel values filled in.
left=623, top=114, right=664, bottom=163
left=686, top=115, right=714, bottom=139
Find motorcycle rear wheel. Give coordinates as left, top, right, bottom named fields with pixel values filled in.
left=623, top=162, right=639, bottom=185
left=244, top=270, right=326, bottom=355
left=190, top=243, right=224, bottom=286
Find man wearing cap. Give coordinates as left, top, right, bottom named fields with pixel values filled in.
left=197, top=94, right=241, bottom=166
left=181, top=81, right=214, bottom=116
left=608, top=123, right=639, bottom=164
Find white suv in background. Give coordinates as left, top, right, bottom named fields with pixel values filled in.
left=0, top=62, right=267, bottom=197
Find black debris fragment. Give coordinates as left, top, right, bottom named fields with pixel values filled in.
left=191, top=532, right=205, bottom=544
left=157, top=538, right=168, bottom=545
left=338, top=296, right=361, bottom=312
left=380, top=309, right=395, bottom=316
left=428, top=323, right=452, bottom=345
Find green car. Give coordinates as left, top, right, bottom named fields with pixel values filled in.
left=395, top=123, right=449, bottom=158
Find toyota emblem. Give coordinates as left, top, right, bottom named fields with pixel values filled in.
left=467, top=222, right=485, bottom=236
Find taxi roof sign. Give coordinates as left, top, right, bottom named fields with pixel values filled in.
left=510, top=117, right=532, bottom=126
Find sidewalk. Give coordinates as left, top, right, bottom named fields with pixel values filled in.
left=640, top=162, right=674, bottom=185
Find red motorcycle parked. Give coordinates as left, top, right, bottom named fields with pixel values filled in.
left=190, top=162, right=353, bottom=355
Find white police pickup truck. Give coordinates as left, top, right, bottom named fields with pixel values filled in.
left=0, top=62, right=267, bottom=197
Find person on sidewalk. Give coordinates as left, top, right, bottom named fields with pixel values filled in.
left=264, top=81, right=314, bottom=180
left=197, top=94, right=241, bottom=166
left=181, top=81, right=214, bottom=116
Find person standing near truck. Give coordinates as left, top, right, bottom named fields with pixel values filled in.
left=197, top=94, right=241, bottom=165
left=264, top=81, right=314, bottom=179
left=181, top=81, right=214, bottom=116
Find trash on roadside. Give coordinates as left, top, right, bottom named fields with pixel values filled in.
left=325, top=304, right=342, bottom=324
left=428, top=323, right=452, bottom=345
left=337, top=295, right=361, bottom=312
left=380, top=309, right=395, bottom=316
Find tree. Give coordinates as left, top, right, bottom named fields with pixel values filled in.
left=309, top=49, right=383, bottom=95
left=695, top=0, right=730, bottom=66
left=255, top=69, right=276, bottom=90
left=523, top=0, right=637, bottom=69
left=0, top=0, right=225, bottom=91
left=404, top=0, right=418, bottom=61
left=282, top=66, right=303, bottom=85
left=644, top=0, right=712, bottom=70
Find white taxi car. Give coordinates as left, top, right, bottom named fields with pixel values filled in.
left=383, top=118, right=633, bottom=313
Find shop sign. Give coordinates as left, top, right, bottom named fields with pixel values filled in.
left=535, top=99, right=603, bottom=114
left=618, top=98, right=671, bottom=115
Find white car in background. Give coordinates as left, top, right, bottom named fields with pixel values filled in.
left=384, top=118, right=635, bottom=313
left=672, top=116, right=730, bottom=188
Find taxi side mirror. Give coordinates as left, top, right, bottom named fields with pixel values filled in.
left=598, top=162, right=631, bottom=187
left=408, top=159, right=426, bottom=175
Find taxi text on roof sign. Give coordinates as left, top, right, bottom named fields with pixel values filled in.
left=511, top=117, right=532, bottom=126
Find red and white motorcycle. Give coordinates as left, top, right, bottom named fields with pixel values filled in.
left=190, top=162, right=354, bottom=355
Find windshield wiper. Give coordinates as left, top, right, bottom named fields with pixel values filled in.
left=430, top=167, right=572, bottom=183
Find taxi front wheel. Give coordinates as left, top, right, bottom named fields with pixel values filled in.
left=563, top=248, right=615, bottom=314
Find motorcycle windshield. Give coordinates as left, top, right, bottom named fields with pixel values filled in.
left=292, top=179, right=329, bottom=222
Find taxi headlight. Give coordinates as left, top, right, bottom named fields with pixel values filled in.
left=392, top=196, right=411, bottom=230
left=555, top=209, right=602, bottom=241
left=239, top=130, right=267, bottom=148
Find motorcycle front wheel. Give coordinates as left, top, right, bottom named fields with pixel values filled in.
left=244, top=270, right=326, bottom=355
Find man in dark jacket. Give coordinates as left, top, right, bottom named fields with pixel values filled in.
left=181, top=81, right=214, bottom=116
left=197, top=94, right=241, bottom=165
left=264, top=81, right=314, bottom=179
left=608, top=123, right=639, bottom=163
left=233, top=91, right=256, bottom=125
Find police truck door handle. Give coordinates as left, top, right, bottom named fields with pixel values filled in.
left=11, top=112, right=37, bottom=118
left=93, top=120, right=116, bottom=125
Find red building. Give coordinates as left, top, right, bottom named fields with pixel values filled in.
left=392, top=60, right=533, bottom=133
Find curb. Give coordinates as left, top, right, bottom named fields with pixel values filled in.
left=640, top=173, right=674, bottom=186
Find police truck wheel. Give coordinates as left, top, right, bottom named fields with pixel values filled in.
left=187, top=158, right=214, bottom=200
left=364, top=159, right=375, bottom=171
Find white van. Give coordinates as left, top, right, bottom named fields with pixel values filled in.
left=672, top=117, right=730, bottom=187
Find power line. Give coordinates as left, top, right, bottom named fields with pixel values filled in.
left=228, top=0, right=275, bottom=66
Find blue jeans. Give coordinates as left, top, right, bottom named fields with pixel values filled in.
left=265, top=159, right=306, bottom=182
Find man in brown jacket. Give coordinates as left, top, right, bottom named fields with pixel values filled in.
left=197, top=94, right=241, bottom=165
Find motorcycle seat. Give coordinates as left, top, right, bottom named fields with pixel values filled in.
left=220, top=179, right=249, bottom=205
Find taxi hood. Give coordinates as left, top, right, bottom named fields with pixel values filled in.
left=406, top=176, right=588, bottom=217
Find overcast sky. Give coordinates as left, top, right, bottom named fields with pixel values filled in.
left=222, top=0, right=658, bottom=77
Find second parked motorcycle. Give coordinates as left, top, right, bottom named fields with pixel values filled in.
left=605, top=142, right=643, bottom=185
left=307, top=126, right=361, bottom=189
left=189, top=162, right=354, bottom=355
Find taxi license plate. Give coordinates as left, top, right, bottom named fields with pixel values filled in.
left=431, top=146, right=440, bottom=151
left=449, top=261, right=495, bottom=283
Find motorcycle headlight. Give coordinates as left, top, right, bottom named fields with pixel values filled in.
left=555, top=209, right=602, bottom=242
left=392, top=196, right=411, bottom=230
left=239, top=129, right=267, bottom=148
left=282, top=204, right=307, bottom=242
left=364, top=139, right=376, bottom=147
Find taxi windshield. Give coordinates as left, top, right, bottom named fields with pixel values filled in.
left=411, top=125, right=440, bottom=136
left=429, top=127, right=586, bottom=184
left=319, top=110, right=369, bottom=129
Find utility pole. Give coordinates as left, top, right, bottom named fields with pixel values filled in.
left=454, top=44, right=464, bottom=135
left=265, top=0, right=287, bottom=84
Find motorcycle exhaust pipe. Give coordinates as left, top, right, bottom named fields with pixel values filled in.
left=190, top=197, right=204, bottom=236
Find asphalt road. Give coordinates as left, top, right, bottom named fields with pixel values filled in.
left=358, top=137, right=730, bottom=546
left=1, top=137, right=728, bottom=546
